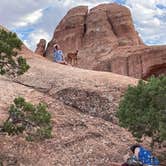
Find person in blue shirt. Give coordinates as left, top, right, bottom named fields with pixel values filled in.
left=130, top=144, right=159, bottom=166
left=53, top=44, right=67, bottom=65
left=122, top=144, right=159, bottom=166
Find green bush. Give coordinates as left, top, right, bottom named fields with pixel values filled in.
left=0, top=159, right=3, bottom=166
left=117, top=76, right=166, bottom=147
left=2, top=97, right=52, bottom=141
left=0, top=29, right=30, bottom=77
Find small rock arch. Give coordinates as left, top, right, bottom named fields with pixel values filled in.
left=143, top=63, right=166, bottom=80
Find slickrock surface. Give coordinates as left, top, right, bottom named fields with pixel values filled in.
left=0, top=46, right=165, bottom=166
left=0, top=54, right=139, bottom=165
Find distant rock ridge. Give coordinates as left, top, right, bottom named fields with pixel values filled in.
left=44, top=3, right=166, bottom=79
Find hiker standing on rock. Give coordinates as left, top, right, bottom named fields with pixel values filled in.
left=53, top=44, right=67, bottom=65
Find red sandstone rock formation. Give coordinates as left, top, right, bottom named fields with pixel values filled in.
left=35, top=39, right=46, bottom=56
left=45, top=6, right=88, bottom=60
left=110, top=45, right=166, bottom=79
left=45, top=3, right=166, bottom=79
left=45, top=3, right=143, bottom=61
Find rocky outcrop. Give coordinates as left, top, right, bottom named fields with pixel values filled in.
left=35, top=39, right=46, bottom=56
left=109, top=45, right=166, bottom=79
left=57, top=87, right=115, bottom=122
left=83, top=4, right=142, bottom=49
left=45, top=3, right=166, bottom=79
left=45, top=6, right=88, bottom=60
left=45, top=3, right=143, bottom=62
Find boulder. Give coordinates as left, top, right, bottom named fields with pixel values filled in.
left=35, top=39, right=46, bottom=56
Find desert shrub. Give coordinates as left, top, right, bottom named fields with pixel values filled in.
left=117, top=76, right=166, bottom=147
left=2, top=97, right=52, bottom=141
left=0, top=29, right=29, bottom=77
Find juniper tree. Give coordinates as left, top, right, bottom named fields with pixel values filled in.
left=117, top=76, right=166, bottom=148
left=0, top=30, right=52, bottom=142
left=2, top=97, right=52, bottom=141
left=0, top=29, right=29, bottom=77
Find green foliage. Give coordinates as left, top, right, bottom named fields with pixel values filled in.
left=0, top=160, right=3, bottom=166
left=2, top=97, right=52, bottom=141
left=117, top=76, right=166, bottom=146
left=0, top=29, right=30, bottom=77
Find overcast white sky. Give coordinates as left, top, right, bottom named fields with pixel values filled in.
left=0, top=0, right=166, bottom=50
